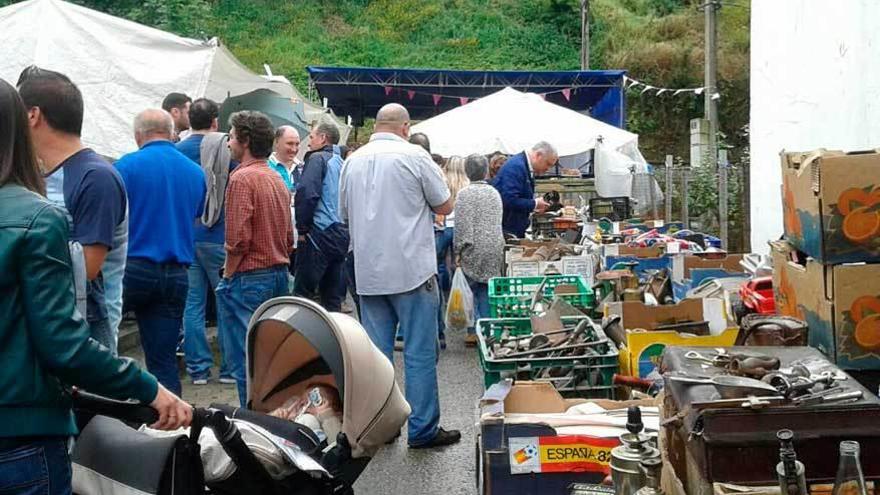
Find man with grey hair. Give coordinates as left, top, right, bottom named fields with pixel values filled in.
left=491, top=141, right=558, bottom=238
left=339, top=103, right=461, bottom=449
left=455, top=154, right=504, bottom=346
left=115, top=108, right=207, bottom=396
left=293, top=122, right=348, bottom=311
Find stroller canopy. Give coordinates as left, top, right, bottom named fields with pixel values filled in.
left=246, top=297, right=410, bottom=458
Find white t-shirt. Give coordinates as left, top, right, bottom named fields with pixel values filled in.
left=339, top=133, right=451, bottom=296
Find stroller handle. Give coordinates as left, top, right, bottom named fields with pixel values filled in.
left=72, top=388, right=160, bottom=425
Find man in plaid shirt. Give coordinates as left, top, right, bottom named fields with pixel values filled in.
left=216, top=111, right=293, bottom=405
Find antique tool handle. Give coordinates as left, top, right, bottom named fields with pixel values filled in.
left=730, top=355, right=781, bottom=377
left=613, top=374, right=653, bottom=391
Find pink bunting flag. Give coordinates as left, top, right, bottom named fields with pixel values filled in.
left=384, top=86, right=393, bottom=96
left=433, top=94, right=442, bottom=106
left=562, top=88, right=571, bottom=101
left=407, top=90, right=416, bottom=100
left=459, top=97, right=469, bottom=106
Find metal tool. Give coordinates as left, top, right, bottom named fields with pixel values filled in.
left=690, top=395, right=786, bottom=410
left=792, top=389, right=863, bottom=406
left=497, top=340, right=609, bottom=359
left=667, top=374, right=780, bottom=399
left=684, top=349, right=731, bottom=367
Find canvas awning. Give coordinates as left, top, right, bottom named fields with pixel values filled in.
left=0, top=0, right=350, bottom=157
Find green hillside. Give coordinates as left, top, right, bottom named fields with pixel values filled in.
left=4, top=0, right=750, bottom=162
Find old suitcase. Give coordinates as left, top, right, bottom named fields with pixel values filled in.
left=659, top=346, right=880, bottom=492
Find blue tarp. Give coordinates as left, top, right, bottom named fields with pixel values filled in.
left=306, top=66, right=627, bottom=127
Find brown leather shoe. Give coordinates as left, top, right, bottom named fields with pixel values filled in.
left=464, top=334, right=478, bottom=347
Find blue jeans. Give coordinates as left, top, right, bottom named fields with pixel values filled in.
left=123, top=258, right=188, bottom=396
left=103, top=235, right=127, bottom=354
left=435, top=228, right=454, bottom=340
left=183, top=242, right=231, bottom=381
left=0, top=437, right=71, bottom=495
left=293, top=232, right=346, bottom=312
left=467, top=278, right=490, bottom=336
left=435, top=228, right=454, bottom=292
left=359, top=278, right=441, bottom=446
left=216, top=266, right=289, bottom=406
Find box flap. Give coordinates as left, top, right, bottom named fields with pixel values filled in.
left=503, top=381, right=569, bottom=414
left=606, top=299, right=707, bottom=331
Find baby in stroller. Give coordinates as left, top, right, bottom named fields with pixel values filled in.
left=71, top=297, right=410, bottom=495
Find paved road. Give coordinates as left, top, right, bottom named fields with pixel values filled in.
left=123, top=324, right=485, bottom=495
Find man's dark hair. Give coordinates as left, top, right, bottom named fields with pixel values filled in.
left=162, top=92, right=192, bottom=112
left=229, top=111, right=274, bottom=159
left=409, top=132, right=431, bottom=153
left=16, top=65, right=84, bottom=136
left=188, top=98, right=219, bottom=131
left=315, top=122, right=340, bottom=146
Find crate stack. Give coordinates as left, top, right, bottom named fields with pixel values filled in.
left=475, top=275, right=618, bottom=399
left=773, top=149, right=880, bottom=370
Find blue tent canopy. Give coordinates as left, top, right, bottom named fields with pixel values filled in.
left=306, top=66, right=627, bottom=128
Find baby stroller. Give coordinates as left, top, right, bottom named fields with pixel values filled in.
left=70, top=297, right=410, bottom=495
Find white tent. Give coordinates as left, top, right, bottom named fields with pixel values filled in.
left=750, top=0, right=880, bottom=253
left=0, top=0, right=350, bottom=158
left=411, top=87, right=658, bottom=204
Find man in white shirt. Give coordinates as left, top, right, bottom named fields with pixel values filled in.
left=339, top=103, right=461, bottom=449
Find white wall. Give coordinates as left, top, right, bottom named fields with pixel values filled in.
left=750, top=0, right=880, bottom=253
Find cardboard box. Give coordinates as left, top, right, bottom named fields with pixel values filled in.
left=477, top=380, right=654, bottom=495
left=670, top=254, right=745, bottom=283
left=604, top=299, right=738, bottom=377
left=781, top=149, right=880, bottom=264
left=670, top=253, right=748, bottom=301
left=605, top=299, right=732, bottom=335
left=603, top=244, right=665, bottom=259
left=771, top=240, right=880, bottom=369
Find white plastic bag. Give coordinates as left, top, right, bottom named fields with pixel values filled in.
left=445, top=268, right=474, bottom=330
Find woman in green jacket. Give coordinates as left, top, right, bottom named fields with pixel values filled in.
left=0, top=78, right=192, bottom=495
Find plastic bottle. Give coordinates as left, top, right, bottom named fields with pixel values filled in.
left=831, top=441, right=868, bottom=495
left=775, top=429, right=807, bottom=495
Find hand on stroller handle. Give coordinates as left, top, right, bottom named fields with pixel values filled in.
left=72, top=387, right=192, bottom=431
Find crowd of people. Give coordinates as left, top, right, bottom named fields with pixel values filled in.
left=0, top=64, right=561, bottom=490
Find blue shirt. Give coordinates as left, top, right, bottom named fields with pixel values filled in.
left=268, top=156, right=295, bottom=192
left=176, top=134, right=236, bottom=245
left=45, top=149, right=127, bottom=322
left=115, top=141, right=206, bottom=265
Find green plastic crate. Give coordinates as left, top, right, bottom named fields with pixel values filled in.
left=476, top=316, right=618, bottom=399
left=488, top=275, right=595, bottom=318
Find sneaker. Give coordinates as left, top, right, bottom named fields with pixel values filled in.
left=464, top=334, right=478, bottom=347
left=192, top=378, right=209, bottom=386
left=409, top=427, right=462, bottom=449
left=218, top=377, right=237, bottom=385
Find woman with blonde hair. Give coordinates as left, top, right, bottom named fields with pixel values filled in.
left=435, top=156, right=469, bottom=348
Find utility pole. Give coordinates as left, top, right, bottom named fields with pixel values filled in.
left=719, top=149, right=729, bottom=250
left=665, top=155, right=673, bottom=223
left=580, top=0, right=590, bottom=70
left=702, top=0, right=719, bottom=168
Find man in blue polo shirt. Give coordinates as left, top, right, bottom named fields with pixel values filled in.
left=18, top=66, right=127, bottom=354
left=116, top=109, right=206, bottom=396
left=176, top=98, right=237, bottom=386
